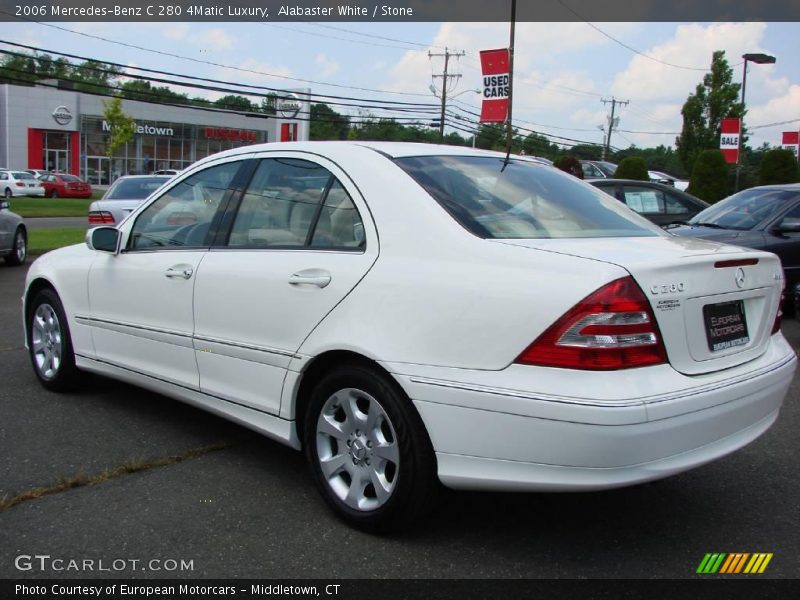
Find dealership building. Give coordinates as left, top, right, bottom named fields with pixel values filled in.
left=0, top=83, right=310, bottom=185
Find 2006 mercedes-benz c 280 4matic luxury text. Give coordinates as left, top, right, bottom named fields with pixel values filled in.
left=22, top=142, right=796, bottom=531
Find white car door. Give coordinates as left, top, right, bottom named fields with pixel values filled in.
left=85, top=159, right=246, bottom=388
left=193, top=155, right=378, bottom=414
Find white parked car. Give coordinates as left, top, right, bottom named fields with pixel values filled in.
left=1, top=170, right=45, bottom=198
left=87, top=175, right=172, bottom=226
left=649, top=170, right=690, bottom=191
left=23, top=142, right=796, bottom=531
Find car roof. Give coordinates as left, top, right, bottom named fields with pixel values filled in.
left=112, top=175, right=172, bottom=181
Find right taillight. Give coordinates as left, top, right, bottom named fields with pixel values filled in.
left=88, top=211, right=115, bottom=224
left=515, top=276, right=667, bottom=370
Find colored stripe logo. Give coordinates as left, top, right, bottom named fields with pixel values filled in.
left=697, top=553, right=773, bottom=574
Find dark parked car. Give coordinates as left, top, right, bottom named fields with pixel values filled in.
left=671, top=184, right=800, bottom=310
left=590, top=179, right=708, bottom=227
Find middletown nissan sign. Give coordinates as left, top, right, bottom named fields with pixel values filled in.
left=102, top=120, right=175, bottom=136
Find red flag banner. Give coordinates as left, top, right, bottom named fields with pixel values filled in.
left=720, top=118, right=741, bottom=164
left=782, top=131, right=799, bottom=159
left=480, top=48, right=510, bottom=123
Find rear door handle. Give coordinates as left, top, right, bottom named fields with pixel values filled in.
left=288, top=269, right=331, bottom=288
left=165, top=266, right=194, bottom=280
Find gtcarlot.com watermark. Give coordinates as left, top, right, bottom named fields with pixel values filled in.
left=14, top=554, right=194, bottom=573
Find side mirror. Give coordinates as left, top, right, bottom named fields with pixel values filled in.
left=0, top=200, right=9, bottom=210
left=773, top=221, right=800, bottom=235
left=86, top=227, right=121, bottom=254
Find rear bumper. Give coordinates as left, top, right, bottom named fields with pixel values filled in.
left=393, top=337, right=796, bottom=491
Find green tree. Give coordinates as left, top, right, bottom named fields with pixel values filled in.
left=522, top=132, right=560, bottom=159
left=70, top=59, right=123, bottom=94
left=688, top=149, right=729, bottom=202
left=676, top=50, right=743, bottom=174
left=474, top=123, right=505, bottom=150
left=0, top=53, right=37, bottom=85
left=310, top=103, right=350, bottom=140
left=260, top=93, right=279, bottom=116
left=759, top=149, right=800, bottom=185
left=120, top=80, right=190, bottom=105
left=213, top=95, right=255, bottom=112
left=553, top=155, right=584, bottom=178
left=102, top=97, right=136, bottom=160
left=614, top=156, right=649, bottom=180
left=567, top=144, right=603, bottom=160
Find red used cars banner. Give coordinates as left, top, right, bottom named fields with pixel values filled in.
left=782, top=131, right=799, bottom=159
left=479, top=48, right=510, bottom=123
left=719, top=118, right=741, bottom=164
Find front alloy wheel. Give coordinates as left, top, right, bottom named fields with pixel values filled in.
left=28, top=289, right=80, bottom=391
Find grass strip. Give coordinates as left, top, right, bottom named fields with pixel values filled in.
left=0, top=442, right=229, bottom=510
left=9, top=197, right=95, bottom=217
left=28, top=227, right=86, bottom=253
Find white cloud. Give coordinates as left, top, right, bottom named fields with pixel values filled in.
left=612, top=22, right=769, bottom=102
left=315, top=53, right=339, bottom=78
left=202, top=28, right=235, bottom=51
left=161, top=23, right=190, bottom=41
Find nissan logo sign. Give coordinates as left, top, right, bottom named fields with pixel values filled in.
left=277, top=94, right=302, bottom=119
left=52, top=106, right=73, bottom=126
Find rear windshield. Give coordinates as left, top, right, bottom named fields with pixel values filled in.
left=61, top=174, right=80, bottom=182
left=105, top=177, right=168, bottom=200
left=394, top=156, right=660, bottom=239
left=12, top=172, right=34, bottom=179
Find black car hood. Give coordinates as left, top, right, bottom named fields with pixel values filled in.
left=668, top=224, right=744, bottom=242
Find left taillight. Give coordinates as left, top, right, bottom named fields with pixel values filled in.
left=88, top=211, right=115, bottom=224
left=772, top=289, right=785, bottom=335
left=515, top=276, right=668, bottom=370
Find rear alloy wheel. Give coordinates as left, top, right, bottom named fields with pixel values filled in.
left=304, top=365, right=438, bottom=532
left=28, top=289, right=80, bottom=391
left=4, top=188, right=11, bottom=198
left=5, top=228, right=26, bottom=266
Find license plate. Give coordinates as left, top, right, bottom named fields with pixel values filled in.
left=703, top=300, right=749, bottom=352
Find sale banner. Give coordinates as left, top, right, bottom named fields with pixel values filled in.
left=480, top=48, right=510, bottom=123
left=719, top=118, right=741, bottom=164
left=782, top=131, right=799, bottom=159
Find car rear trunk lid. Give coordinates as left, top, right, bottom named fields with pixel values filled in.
left=494, top=236, right=784, bottom=375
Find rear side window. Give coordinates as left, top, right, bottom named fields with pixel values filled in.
left=395, top=156, right=659, bottom=239
left=228, top=158, right=364, bottom=250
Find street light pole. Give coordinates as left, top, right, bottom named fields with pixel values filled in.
left=735, top=52, right=776, bottom=192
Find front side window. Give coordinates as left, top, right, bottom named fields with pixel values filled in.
left=228, top=158, right=364, bottom=250
left=396, top=156, right=659, bottom=239
left=129, top=161, right=241, bottom=250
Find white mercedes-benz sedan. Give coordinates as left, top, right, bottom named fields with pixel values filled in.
left=22, top=142, right=796, bottom=531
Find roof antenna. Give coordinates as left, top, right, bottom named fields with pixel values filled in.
left=502, top=0, right=517, bottom=172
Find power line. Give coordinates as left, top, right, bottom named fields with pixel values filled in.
left=0, top=11, right=433, bottom=97
left=0, top=41, right=440, bottom=110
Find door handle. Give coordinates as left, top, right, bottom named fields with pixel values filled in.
left=165, top=266, right=193, bottom=280
left=288, top=269, right=331, bottom=288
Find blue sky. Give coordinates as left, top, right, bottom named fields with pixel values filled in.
left=4, top=20, right=799, bottom=150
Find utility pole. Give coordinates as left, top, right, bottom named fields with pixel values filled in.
left=429, top=48, right=464, bottom=143
left=601, top=97, right=628, bottom=160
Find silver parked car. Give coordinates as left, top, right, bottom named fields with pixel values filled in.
left=88, top=175, right=171, bottom=226
left=0, top=199, right=27, bottom=266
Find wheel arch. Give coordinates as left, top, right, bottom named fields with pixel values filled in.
left=292, top=349, right=424, bottom=446
left=23, top=277, right=57, bottom=339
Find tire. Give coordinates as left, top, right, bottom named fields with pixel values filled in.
left=304, top=364, right=439, bottom=532
left=50, top=189, right=59, bottom=198
left=4, top=188, right=11, bottom=199
left=27, top=288, right=80, bottom=392
left=5, top=227, right=26, bottom=266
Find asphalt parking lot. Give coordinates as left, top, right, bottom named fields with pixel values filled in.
left=1, top=260, right=799, bottom=580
